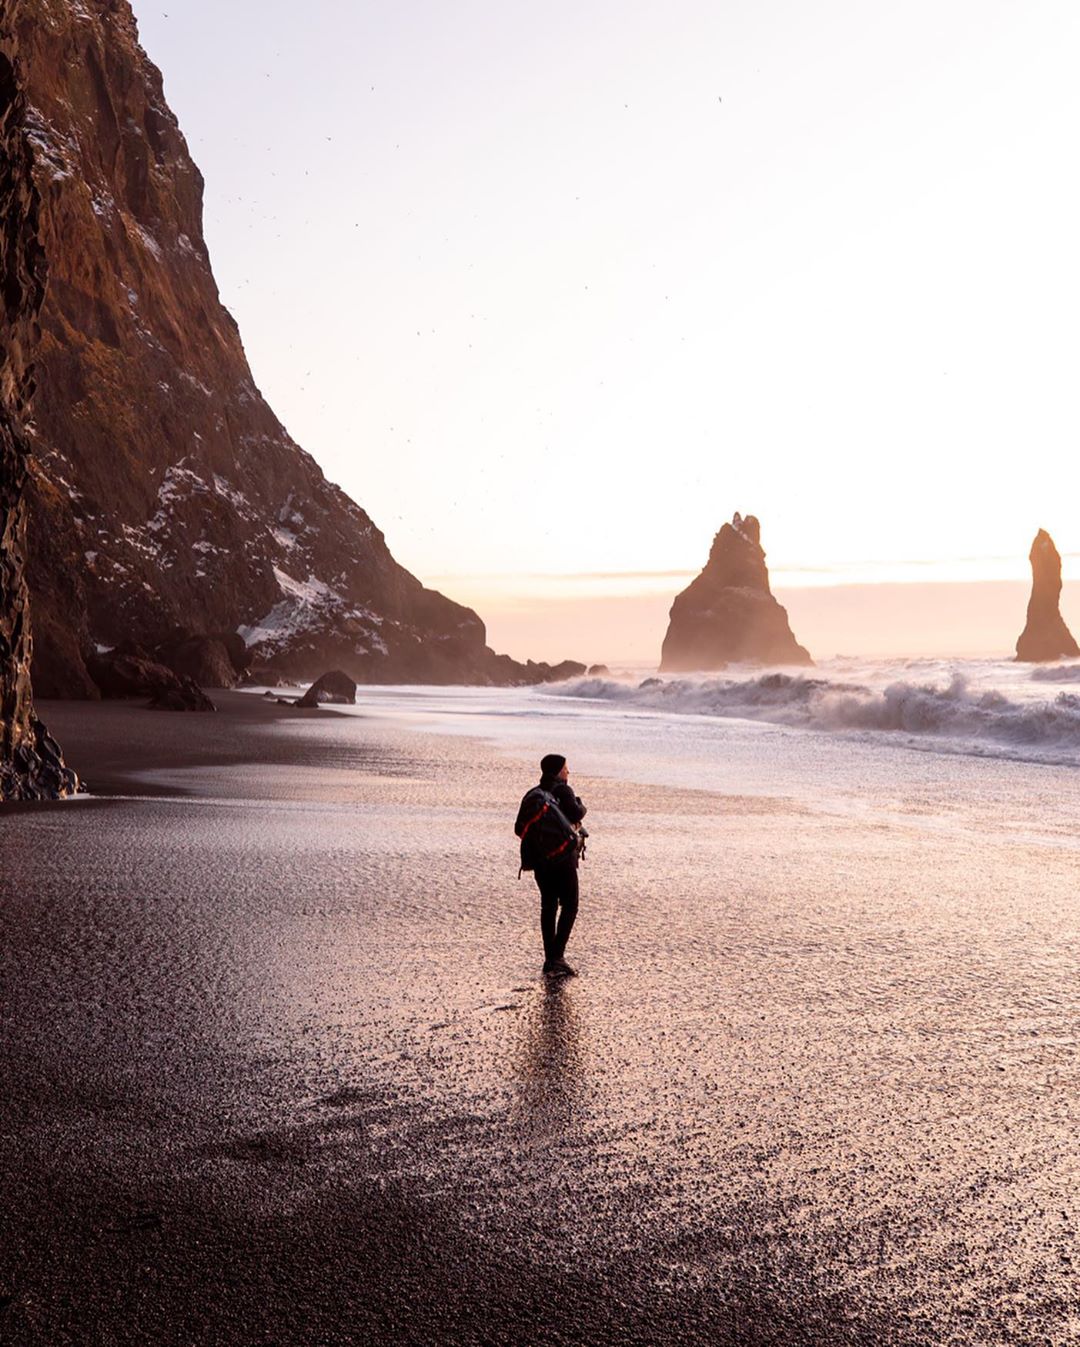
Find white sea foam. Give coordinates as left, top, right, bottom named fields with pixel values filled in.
left=544, top=665, right=1080, bottom=764
left=1030, top=664, right=1080, bottom=684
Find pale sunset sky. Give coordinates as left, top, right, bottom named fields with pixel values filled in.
left=130, top=1, right=1080, bottom=662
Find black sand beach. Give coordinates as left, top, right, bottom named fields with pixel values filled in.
left=4, top=694, right=1080, bottom=1345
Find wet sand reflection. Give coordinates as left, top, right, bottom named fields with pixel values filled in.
left=513, top=981, right=583, bottom=1133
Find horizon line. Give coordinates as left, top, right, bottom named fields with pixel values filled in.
left=425, top=568, right=1055, bottom=592
left=428, top=555, right=1078, bottom=583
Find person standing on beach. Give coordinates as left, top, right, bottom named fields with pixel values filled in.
left=515, top=753, right=588, bottom=978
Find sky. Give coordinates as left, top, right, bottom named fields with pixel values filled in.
left=129, top=1, right=1080, bottom=662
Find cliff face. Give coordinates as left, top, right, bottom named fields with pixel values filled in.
left=660, top=513, right=812, bottom=672
left=0, top=6, right=76, bottom=798
left=16, top=0, right=580, bottom=693
left=1015, top=529, right=1079, bottom=663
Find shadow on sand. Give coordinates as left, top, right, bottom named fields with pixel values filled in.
left=513, top=978, right=583, bottom=1134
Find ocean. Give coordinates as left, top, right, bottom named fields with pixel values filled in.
left=336, top=656, right=1080, bottom=762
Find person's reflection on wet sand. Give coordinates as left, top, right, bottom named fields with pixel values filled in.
left=513, top=980, right=582, bottom=1134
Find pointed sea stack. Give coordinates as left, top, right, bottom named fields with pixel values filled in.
left=660, top=514, right=812, bottom=671
left=1015, top=529, right=1079, bottom=662
left=0, top=15, right=77, bottom=798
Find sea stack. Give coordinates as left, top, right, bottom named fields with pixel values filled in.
left=0, top=17, right=77, bottom=799
left=1015, top=529, right=1079, bottom=662
left=660, top=513, right=812, bottom=672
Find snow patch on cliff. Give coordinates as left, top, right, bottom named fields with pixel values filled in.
left=238, top=567, right=342, bottom=653
left=25, top=109, right=77, bottom=182
left=179, top=370, right=213, bottom=397
left=212, top=474, right=259, bottom=522
left=238, top=567, right=389, bottom=659
left=272, top=567, right=334, bottom=605
left=130, top=221, right=163, bottom=260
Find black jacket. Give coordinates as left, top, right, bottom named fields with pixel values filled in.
left=539, top=775, right=587, bottom=826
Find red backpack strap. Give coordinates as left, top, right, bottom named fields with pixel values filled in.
left=519, top=802, right=549, bottom=838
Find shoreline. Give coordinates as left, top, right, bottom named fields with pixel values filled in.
left=33, top=690, right=355, bottom=797
left=32, top=688, right=774, bottom=818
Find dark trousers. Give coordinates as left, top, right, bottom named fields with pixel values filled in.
left=534, top=861, right=579, bottom=962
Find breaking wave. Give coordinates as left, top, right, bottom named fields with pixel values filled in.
left=547, top=672, right=1080, bottom=761
left=1030, top=664, right=1080, bottom=684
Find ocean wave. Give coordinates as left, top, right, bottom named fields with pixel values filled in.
left=1030, top=664, right=1080, bottom=683
left=547, top=672, right=1080, bottom=756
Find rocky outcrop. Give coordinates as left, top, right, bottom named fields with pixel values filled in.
left=87, top=641, right=214, bottom=709
left=0, top=12, right=77, bottom=800
left=14, top=0, right=580, bottom=694
left=146, top=679, right=215, bottom=712
left=1015, top=529, right=1079, bottom=662
left=518, top=658, right=586, bottom=683
left=660, top=514, right=812, bottom=671
left=152, top=630, right=247, bottom=688
left=296, top=670, right=357, bottom=707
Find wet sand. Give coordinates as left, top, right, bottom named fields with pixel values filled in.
left=4, top=693, right=1080, bottom=1345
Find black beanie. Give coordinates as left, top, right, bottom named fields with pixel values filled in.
left=540, top=753, right=566, bottom=778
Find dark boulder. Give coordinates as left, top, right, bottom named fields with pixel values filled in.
left=522, top=659, right=588, bottom=685
left=1, top=715, right=78, bottom=800
left=154, top=631, right=246, bottom=688
left=1016, top=529, right=1080, bottom=662
left=661, top=513, right=811, bottom=671
left=587, top=664, right=610, bottom=677
left=87, top=643, right=214, bottom=710
left=147, top=679, right=216, bottom=712
left=217, top=631, right=250, bottom=677
left=87, top=644, right=177, bottom=698
left=296, top=669, right=358, bottom=707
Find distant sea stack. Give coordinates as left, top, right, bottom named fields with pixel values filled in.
left=0, top=16, right=77, bottom=798
left=14, top=0, right=582, bottom=694
left=1015, top=529, right=1079, bottom=662
left=660, top=514, right=812, bottom=672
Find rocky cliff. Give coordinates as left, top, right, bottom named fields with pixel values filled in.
left=660, top=513, right=812, bottom=671
left=1015, top=529, right=1079, bottom=662
left=0, top=6, right=76, bottom=798
left=15, top=0, right=581, bottom=694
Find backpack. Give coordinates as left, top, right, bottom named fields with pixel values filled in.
left=514, top=787, right=580, bottom=872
